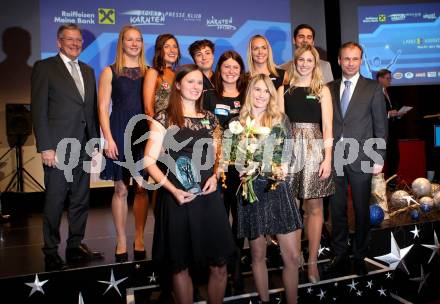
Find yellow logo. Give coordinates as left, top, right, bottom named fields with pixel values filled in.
left=98, top=8, right=116, bottom=24
left=378, top=14, right=386, bottom=22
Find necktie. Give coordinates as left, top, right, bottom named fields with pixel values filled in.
left=68, top=61, right=85, bottom=100
left=341, top=80, right=351, bottom=117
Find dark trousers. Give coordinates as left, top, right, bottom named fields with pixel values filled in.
left=329, top=165, right=372, bottom=259
left=42, top=139, right=91, bottom=255
left=386, top=125, right=400, bottom=178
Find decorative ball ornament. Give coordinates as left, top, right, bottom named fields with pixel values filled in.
left=390, top=190, right=410, bottom=208
left=419, top=197, right=433, bottom=213
left=433, top=192, right=440, bottom=209
left=410, top=209, right=420, bottom=221
left=370, top=204, right=385, bottom=226
left=431, top=183, right=440, bottom=196
left=411, top=178, right=431, bottom=197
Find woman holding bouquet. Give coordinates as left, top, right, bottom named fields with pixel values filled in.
left=278, top=45, right=334, bottom=284
left=246, top=34, right=287, bottom=89
left=145, top=64, right=235, bottom=304
left=232, top=74, right=303, bottom=303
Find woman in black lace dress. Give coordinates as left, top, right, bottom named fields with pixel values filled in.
left=145, top=64, right=235, bottom=303
left=98, top=25, right=149, bottom=262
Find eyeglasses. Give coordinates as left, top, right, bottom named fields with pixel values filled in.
left=60, top=37, right=83, bottom=43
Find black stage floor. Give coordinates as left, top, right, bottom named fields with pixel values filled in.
left=0, top=191, right=439, bottom=303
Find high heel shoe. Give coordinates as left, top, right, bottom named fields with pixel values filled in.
left=115, top=246, right=128, bottom=263
left=307, top=260, right=320, bottom=284
left=133, top=243, right=146, bottom=261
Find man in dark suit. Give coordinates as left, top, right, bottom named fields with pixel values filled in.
left=326, top=42, right=387, bottom=276
left=31, top=23, right=102, bottom=271
left=377, top=69, right=405, bottom=181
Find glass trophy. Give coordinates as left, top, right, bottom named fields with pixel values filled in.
left=175, top=156, right=202, bottom=195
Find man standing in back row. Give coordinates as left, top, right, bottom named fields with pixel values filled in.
left=280, top=23, right=334, bottom=84
left=326, top=42, right=387, bottom=276
left=31, top=23, right=102, bottom=271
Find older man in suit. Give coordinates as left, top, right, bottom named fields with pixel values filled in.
left=31, top=23, right=102, bottom=271
left=326, top=42, right=387, bottom=276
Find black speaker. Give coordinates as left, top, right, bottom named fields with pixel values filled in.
left=6, top=103, right=32, bottom=147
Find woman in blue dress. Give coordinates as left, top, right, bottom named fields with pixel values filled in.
left=98, top=25, right=149, bottom=262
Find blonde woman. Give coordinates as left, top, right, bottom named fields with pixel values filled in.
left=278, top=44, right=334, bottom=283
left=233, top=74, right=303, bottom=304
left=98, top=25, right=149, bottom=262
left=247, top=35, right=287, bottom=89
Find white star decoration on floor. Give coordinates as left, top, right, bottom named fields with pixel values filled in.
left=356, top=290, right=362, bottom=296
left=25, top=274, right=48, bottom=296
left=378, top=287, right=386, bottom=296
left=148, top=272, right=156, bottom=283
left=374, top=232, right=413, bottom=273
left=78, top=292, right=84, bottom=304
left=317, top=245, right=330, bottom=257
left=410, top=225, right=420, bottom=238
left=366, top=280, right=373, bottom=289
left=347, top=279, right=358, bottom=292
left=316, top=289, right=326, bottom=300
left=421, top=231, right=440, bottom=264
left=98, top=269, right=128, bottom=296
left=410, top=265, right=430, bottom=294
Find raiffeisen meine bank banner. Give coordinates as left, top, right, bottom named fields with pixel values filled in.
left=39, top=0, right=292, bottom=77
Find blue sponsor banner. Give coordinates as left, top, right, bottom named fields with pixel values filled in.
left=39, top=0, right=292, bottom=77
left=358, top=3, right=440, bottom=85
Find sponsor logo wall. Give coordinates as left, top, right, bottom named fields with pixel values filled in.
left=40, top=0, right=292, bottom=78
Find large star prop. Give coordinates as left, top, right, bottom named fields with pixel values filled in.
left=98, top=269, right=128, bottom=296
left=410, top=225, right=420, bottom=239
left=410, top=265, right=430, bottom=294
left=374, top=232, right=413, bottom=273
left=421, top=231, right=440, bottom=264
left=25, top=274, right=48, bottom=296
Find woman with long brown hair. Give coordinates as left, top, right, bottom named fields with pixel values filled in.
left=145, top=64, right=235, bottom=304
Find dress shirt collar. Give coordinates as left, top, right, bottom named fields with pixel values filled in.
left=59, top=52, right=79, bottom=65
left=342, top=72, right=360, bottom=88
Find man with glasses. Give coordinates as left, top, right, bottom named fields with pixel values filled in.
left=31, top=23, right=102, bottom=271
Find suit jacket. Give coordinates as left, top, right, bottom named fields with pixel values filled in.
left=280, top=59, right=334, bottom=84
left=31, top=54, right=98, bottom=153
left=329, top=75, right=388, bottom=172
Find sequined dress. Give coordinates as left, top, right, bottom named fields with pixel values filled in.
left=154, top=78, right=171, bottom=113
left=236, top=115, right=303, bottom=240
left=283, top=86, right=335, bottom=199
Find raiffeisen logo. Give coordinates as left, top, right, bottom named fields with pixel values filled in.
left=98, top=8, right=115, bottom=24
